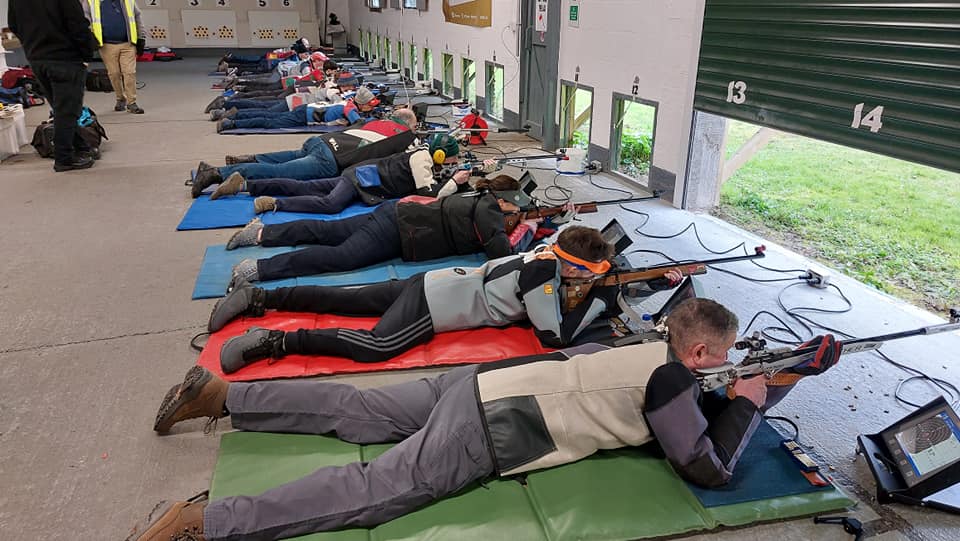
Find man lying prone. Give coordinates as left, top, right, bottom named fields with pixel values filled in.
left=130, top=297, right=840, bottom=540
left=223, top=174, right=542, bottom=283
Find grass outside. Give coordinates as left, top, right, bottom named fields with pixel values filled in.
left=717, top=120, right=960, bottom=311
left=616, top=100, right=657, bottom=180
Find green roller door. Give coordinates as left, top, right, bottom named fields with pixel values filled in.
left=694, top=1, right=960, bottom=173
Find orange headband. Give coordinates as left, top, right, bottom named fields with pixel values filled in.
left=552, top=244, right=611, bottom=274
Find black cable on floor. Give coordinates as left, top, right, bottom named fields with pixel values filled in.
left=627, top=211, right=960, bottom=409
left=764, top=416, right=800, bottom=441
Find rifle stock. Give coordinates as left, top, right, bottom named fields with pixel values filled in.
left=560, top=247, right=766, bottom=313
left=503, top=202, right=599, bottom=233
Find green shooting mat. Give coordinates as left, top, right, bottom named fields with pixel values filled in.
left=210, top=429, right=853, bottom=540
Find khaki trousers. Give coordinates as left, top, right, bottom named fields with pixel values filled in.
left=99, top=42, right=138, bottom=104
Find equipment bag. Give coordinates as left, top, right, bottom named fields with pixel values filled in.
left=1, top=67, right=36, bottom=89
left=85, top=69, right=113, bottom=92
left=31, top=107, right=109, bottom=158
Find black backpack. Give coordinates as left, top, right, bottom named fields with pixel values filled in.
left=85, top=68, right=113, bottom=92
left=31, top=107, right=109, bottom=158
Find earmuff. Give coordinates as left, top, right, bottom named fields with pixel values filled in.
left=432, top=149, right=447, bottom=165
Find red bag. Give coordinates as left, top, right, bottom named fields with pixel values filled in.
left=2, top=67, right=36, bottom=89
left=137, top=51, right=156, bottom=62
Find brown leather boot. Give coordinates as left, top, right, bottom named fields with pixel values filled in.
left=225, top=154, right=257, bottom=165
left=126, top=492, right=207, bottom=541
left=154, top=366, right=229, bottom=433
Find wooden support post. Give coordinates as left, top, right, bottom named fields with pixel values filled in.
left=722, top=127, right=778, bottom=183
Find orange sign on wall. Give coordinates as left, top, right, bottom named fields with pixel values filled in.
left=443, top=0, right=492, bottom=28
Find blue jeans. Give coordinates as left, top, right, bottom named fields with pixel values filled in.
left=218, top=137, right=338, bottom=180
left=231, top=105, right=307, bottom=129
left=257, top=202, right=400, bottom=280
left=247, top=176, right=360, bottom=214
left=225, top=98, right=287, bottom=112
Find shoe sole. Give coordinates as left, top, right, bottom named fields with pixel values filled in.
left=154, top=366, right=213, bottom=433
left=124, top=499, right=174, bottom=541
left=53, top=163, right=95, bottom=172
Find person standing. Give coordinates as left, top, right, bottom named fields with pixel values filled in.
left=81, top=0, right=146, bottom=114
left=8, top=0, right=98, bottom=171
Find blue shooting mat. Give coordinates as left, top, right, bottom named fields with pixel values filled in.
left=176, top=194, right=380, bottom=231
left=687, top=421, right=834, bottom=507
left=192, top=245, right=487, bottom=299
left=219, top=125, right=351, bottom=135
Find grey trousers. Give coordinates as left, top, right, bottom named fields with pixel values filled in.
left=203, top=366, right=494, bottom=540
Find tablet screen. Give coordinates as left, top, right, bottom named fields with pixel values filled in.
left=882, top=401, right=960, bottom=487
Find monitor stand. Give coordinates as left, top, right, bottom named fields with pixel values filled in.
left=858, top=425, right=960, bottom=514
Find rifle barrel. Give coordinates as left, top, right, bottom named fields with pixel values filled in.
left=618, top=249, right=765, bottom=274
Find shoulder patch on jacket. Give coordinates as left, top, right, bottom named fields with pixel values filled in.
left=518, top=258, right=559, bottom=296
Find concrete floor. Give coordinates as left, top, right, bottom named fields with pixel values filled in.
left=0, top=58, right=958, bottom=540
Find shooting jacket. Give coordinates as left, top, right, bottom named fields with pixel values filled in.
left=323, top=130, right=416, bottom=171
left=344, top=149, right=438, bottom=205
left=396, top=191, right=511, bottom=262
left=422, top=248, right=613, bottom=344
left=474, top=342, right=763, bottom=486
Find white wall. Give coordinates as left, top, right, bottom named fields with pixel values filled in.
left=139, top=0, right=320, bottom=50
left=349, top=0, right=523, bottom=116
left=347, top=0, right=705, bottom=203
left=557, top=0, right=705, bottom=200
left=0, top=0, right=8, bottom=29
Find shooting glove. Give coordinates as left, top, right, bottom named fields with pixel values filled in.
left=478, top=160, right=500, bottom=174
left=645, top=273, right=682, bottom=292
left=789, top=334, right=841, bottom=376
left=135, top=40, right=146, bottom=57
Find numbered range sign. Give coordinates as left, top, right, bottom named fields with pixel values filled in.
left=186, top=0, right=201, bottom=6
left=249, top=11, right=301, bottom=46
left=140, top=8, right=171, bottom=46
left=182, top=9, right=238, bottom=45
left=255, top=0, right=295, bottom=7
left=214, top=0, right=230, bottom=7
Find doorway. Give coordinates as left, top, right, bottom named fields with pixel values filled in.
left=520, top=0, right=561, bottom=145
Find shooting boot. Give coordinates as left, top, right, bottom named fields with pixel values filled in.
left=225, top=218, right=263, bottom=250
left=220, top=327, right=286, bottom=374
left=208, top=108, right=225, bottom=121
left=153, top=366, right=229, bottom=433
left=125, top=491, right=207, bottom=541
left=216, top=118, right=235, bottom=133
left=191, top=164, right=222, bottom=198
left=225, top=154, right=256, bottom=165
left=210, top=172, right=246, bottom=200
left=204, top=95, right=226, bottom=113
left=221, top=107, right=238, bottom=119
left=253, top=196, right=278, bottom=214
left=208, top=279, right=266, bottom=332
left=230, top=258, right=259, bottom=288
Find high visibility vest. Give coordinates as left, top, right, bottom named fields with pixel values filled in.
left=87, top=0, right=138, bottom=46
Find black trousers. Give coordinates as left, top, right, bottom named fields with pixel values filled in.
left=265, top=275, right=434, bottom=363
left=257, top=202, right=401, bottom=281
left=32, top=61, right=87, bottom=163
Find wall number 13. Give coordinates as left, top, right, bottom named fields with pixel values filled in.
left=726, top=80, right=747, bottom=105
left=851, top=103, right=883, bottom=133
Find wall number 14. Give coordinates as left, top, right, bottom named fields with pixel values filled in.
left=851, top=103, right=883, bottom=133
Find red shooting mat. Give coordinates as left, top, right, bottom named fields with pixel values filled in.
left=197, top=311, right=553, bottom=381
